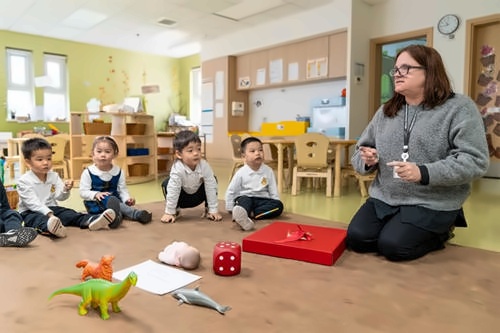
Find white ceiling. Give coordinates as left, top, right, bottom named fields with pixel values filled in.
left=0, top=0, right=339, bottom=58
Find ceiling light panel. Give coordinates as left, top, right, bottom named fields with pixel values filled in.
left=61, top=9, right=107, bottom=30
left=214, top=0, right=285, bottom=21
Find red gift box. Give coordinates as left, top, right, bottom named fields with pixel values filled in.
left=242, top=221, right=347, bottom=266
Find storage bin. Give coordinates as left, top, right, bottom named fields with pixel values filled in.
left=128, top=163, right=149, bottom=177
left=157, top=147, right=173, bottom=155
left=5, top=187, right=19, bottom=209
left=126, top=123, right=146, bottom=135
left=126, top=148, right=149, bottom=156
left=157, top=159, right=168, bottom=171
left=83, top=122, right=112, bottom=135
left=261, top=121, right=308, bottom=136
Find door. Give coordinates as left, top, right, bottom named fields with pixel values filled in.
left=369, top=28, right=433, bottom=120
left=465, top=14, right=500, bottom=177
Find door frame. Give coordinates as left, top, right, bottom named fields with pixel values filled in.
left=368, top=28, right=433, bottom=120
left=464, top=13, right=500, bottom=95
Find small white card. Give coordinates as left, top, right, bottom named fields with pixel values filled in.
left=113, top=259, right=201, bottom=295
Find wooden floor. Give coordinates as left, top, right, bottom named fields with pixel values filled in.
left=6, top=158, right=500, bottom=252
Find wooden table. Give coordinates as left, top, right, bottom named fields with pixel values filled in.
left=260, top=137, right=357, bottom=197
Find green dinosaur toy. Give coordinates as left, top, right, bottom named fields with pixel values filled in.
left=49, top=271, right=138, bottom=320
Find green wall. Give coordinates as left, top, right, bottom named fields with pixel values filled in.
left=0, top=30, right=201, bottom=134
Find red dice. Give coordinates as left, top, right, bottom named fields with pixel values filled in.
left=213, top=241, right=241, bottom=276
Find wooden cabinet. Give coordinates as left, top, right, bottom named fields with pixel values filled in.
left=69, top=112, right=157, bottom=185
left=235, top=31, right=347, bottom=90
left=328, top=32, right=348, bottom=78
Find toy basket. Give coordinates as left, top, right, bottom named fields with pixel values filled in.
left=126, top=123, right=146, bottom=135
left=128, top=163, right=149, bottom=177
left=5, top=188, right=19, bottom=209
left=83, top=122, right=112, bottom=135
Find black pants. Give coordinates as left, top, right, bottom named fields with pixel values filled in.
left=162, top=177, right=208, bottom=209
left=346, top=198, right=457, bottom=261
left=21, top=206, right=100, bottom=232
left=235, top=196, right=283, bottom=220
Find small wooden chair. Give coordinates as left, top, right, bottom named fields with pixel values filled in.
left=229, top=134, right=245, bottom=182
left=46, top=135, right=70, bottom=179
left=342, top=166, right=377, bottom=197
left=291, top=133, right=334, bottom=197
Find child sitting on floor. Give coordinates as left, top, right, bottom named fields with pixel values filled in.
left=79, top=135, right=152, bottom=227
left=0, top=178, right=37, bottom=247
left=17, top=138, right=120, bottom=238
left=160, top=130, right=222, bottom=223
left=225, top=136, right=283, bottom=231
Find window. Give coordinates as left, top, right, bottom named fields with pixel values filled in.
left=6, top=48, right=34, bottom=120
left=42, top=53, right=69, bottom=121
left=189, top=67, right=201, bottom=125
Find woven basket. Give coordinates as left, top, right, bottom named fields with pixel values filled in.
left=6, top=189, right=19, bottom=209
left=126, top=123, right=146, bottom=135
left=83, top=122, right=112, bottom=135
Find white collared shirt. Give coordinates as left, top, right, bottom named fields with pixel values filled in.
left=225, top=163, right=280, bottom=211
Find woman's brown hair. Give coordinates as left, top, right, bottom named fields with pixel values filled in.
left=383, top=45, right=454, bottom=117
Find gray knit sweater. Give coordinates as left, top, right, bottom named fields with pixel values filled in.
left=352, top=93, right=489, bottom=211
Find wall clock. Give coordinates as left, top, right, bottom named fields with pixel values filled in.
left=437, top=14, right=460, bottom=39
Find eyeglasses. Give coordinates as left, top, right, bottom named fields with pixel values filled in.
left=389, top=65, right=426, bottom=77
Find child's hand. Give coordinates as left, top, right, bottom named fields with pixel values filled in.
left=95, top=192, right=110, bottom=201
left=161, top=213, right=176, bottom=223
left=206, top=212, right=222, bottom=222
left=126, top=198, right=136, bottom=206
left=64, top=180, right=74, bottom=191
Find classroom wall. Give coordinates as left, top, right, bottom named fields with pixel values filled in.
left=201, top=0, right=499, bottom=141
left=0, top=30, right=185, bottom=134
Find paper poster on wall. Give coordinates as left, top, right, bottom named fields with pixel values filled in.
left=288, top=62, right=299, bottom=81
left=215, top=71, right=224, bottom=100
left=256, top=68, right=266, bottom=86
left=239, top=76, right=251, bottom=89
left=306, top=57, right=328, bottom=79
left=202, top=82, right=214, bottom=110
left=269, top=59, right=283, bottom=84
left=215, top=102, right=224, bottom=118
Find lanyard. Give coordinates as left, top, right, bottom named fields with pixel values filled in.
left=402, top=104, right=418, bottom=161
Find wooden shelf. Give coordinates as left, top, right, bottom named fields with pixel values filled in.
left=69, top=112, right=157, bottom=185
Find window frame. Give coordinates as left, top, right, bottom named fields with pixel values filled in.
left=42, top=53, right=69, bottom=121
left=6, top=48, right=35, bottom=120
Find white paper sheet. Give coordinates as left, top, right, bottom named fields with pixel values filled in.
left=113, top=260, right=201, bottom=295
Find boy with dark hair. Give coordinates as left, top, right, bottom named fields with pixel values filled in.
left=225, top=136, right=283, bottom=231
left=160, top=130, right=222, bottom=223
left=17, top=138, right=121, bottom=238
left=0, top=179, right=37, bottom=247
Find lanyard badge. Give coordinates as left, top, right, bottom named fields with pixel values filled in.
left=402, top=104, right=418, bottom=162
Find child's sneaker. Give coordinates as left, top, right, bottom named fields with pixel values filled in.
left=47, top=216, right=67, bottom=238
left=106, top=196, right=123, bottom=229
left=88, top=209, right=116, bottom=231
left=136, top=210, right=152, bottom=223
left=0, top=227, right=38, bottom=247
left=232, top=206, right=255, bottom=231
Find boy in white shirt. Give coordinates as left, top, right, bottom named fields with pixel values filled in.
left=225, top=137, right=283, bottom=231
left=17, top=138, right=121, bottom=238
left=160, top=130, right=222, bottom=223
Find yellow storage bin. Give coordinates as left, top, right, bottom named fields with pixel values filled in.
left=260, top=121, right=308, bottom=136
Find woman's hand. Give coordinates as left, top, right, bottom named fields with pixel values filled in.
left=359, top=146, right=379, bottom=167
left=387, top=161, right=421, bottom=182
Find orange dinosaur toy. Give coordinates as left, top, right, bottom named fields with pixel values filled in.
left=76, top=255, right=115, bottom=281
